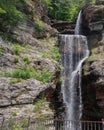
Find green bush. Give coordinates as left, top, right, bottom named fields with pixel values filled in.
left=0, top=47, right=4, bottom=56
left=34, top=17, right=44, bottom=33
left=3, top=117, right=28, bottom=130
left=33, top=97, right=49, bottom=113
left=12, top=44, right=22, bottom=55
left=42, top=46, right=60, bottom=62
left=14, top=56, right=19, bottom=63
left=4, top=66, right=52, bottom=83
left=23, top=56, right=31, bottom=64
left=11, top=67, right=31, bottom=79
left=11, top=111, right=17, bottom=116
left=21, top=119, right=28, bottom=128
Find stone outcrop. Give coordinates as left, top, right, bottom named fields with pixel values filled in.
left=82, top=4, right=104, bottom=120
left=0, top=77, right=55, bottom=118
left=11, top=21, right=58, bottom=42
left=82, top=4, right=104, bottom=37
left=0, top=78, right=47, bottom=107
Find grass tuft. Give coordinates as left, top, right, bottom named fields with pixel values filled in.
left=4, top=66, right=52, bottom=83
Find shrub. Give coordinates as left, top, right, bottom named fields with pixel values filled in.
left=3, top=117, right=28, bottom=130
left=23, top=56, right=31, bottom=64
left=4, top=66, right=52, bottom=83
left=12, top=44, right=22, bottom=55
left=42, top=46, right=60, bottom=62
left=0, top=47, right=4, bottom=56
left=33, top=97, right=49, bottom=113
left=35, top=69, right=51, bottom=83
left=21, top=119, right=28, bottom=128
left=14, top=56, right=19, bottom=63
left=34, top=17, right=44, bottom=33
left=11, top=111, right=17, bottom=117
left=11, top=67, right=31, bottom=79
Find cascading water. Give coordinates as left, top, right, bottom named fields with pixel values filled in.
left=75, top=11, right=82, bottom=35
left=59, top=11, right=89, bottom=130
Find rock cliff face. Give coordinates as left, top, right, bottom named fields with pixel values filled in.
left=82, top=4, right=104, bottom=120
left=0, top=0, right=59, bottom=125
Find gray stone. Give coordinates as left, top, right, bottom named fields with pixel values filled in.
left=0, top=78, right=50, bottom=106
left=89, top=22, right=103, bottom=31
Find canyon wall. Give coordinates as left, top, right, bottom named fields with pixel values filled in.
left=0, top=0, right=59, bottom=125
left=82, top=3, right=104, bottom=120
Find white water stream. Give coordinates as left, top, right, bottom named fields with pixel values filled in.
left=59, top=11, right=89, bottom=130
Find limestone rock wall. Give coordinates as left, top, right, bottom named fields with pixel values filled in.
left=0, top=0, right=59, bottom=125
left=82, top=4, right=104, bottom=120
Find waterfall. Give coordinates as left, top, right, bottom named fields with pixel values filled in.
left=75, top=11, right=82, bottom=35
left=59, top=11, right=89, bottom=130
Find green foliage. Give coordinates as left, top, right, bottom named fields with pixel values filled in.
left=0, top=47, right=4, bottom=56
left=3, top=118, right=28, bottom=130
left=51, top=47, right=60, bottom=62
left=9, top=78, right=22, bottom=84
left=48, top=0, right=96, bottom=21
left=14, top=56, right=19, bottom=63
left=33, top=97, right=49, bottom=113
left=43, top=0, right=52, bottom=5
left=34, top=17, right=44, bottom=33
left=11, top=111, right=17, bottom=116
left=86, top=47, right=104, bottom=62
left=12, top=44, right=22, bottom=55
left=4, top=66, right=51, bottom=83
left=0, top=7, right=6, bottom=14
left=5, top=66, right=33, bottom=79
left=23, top=56, right=31, bottom=64
left=48, top=0, right=79, bottom=21
left=35, top=125, right=46, bottom=130
left=0, top=0, right=25, bottom=26
left=21, top=119, right=28, bottom=128
left=42, top=46, right=60, bottom=62
left=35, top=0, right=52, bottom=7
